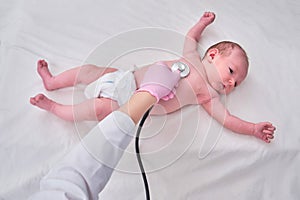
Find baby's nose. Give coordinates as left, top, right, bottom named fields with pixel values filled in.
left=228, top=79, right=235, bottom=87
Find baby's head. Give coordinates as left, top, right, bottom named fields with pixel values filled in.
left=202, top=41, right=249, bottom=95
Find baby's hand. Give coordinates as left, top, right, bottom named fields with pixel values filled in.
left=253, top=122, right=276, bottom=143
left=199, top=12, right=216, bottom=26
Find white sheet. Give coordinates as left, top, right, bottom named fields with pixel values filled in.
left=1, top=0, right=299, bottom=199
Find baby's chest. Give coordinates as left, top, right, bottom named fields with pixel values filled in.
left=175, top=79, right=199, bottom=104
left=177, top=75, right=213, bottom=104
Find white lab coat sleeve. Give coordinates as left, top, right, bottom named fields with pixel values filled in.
left=28, top=111, right=135, bottom=200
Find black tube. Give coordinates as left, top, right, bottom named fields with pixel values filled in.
left=135, top=106, right=153, bottom=200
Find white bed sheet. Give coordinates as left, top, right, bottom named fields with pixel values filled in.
left=0, top=0, right=299, bottom=199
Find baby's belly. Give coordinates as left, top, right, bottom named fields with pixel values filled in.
left=151, top=99, right=192, bottom=115
left=152, top=78, right=199, bottom=115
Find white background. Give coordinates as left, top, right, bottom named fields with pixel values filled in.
left=0, top=0, right=299, bottom=199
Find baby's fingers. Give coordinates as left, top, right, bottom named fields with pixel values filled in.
left=262, top=129, right=274, bottom=134
left=268, top=126, right=276, bottom=131
left=263, top=134, right=274, bottom=143
left=267, top=133, right=274, bottom=139
left=265, top=123, right=276, bottom=130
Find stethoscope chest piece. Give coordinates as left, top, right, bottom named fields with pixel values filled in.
left=171, top=62, right=190, bottom=78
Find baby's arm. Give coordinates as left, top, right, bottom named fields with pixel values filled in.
left=183, top=12, right=215, bottom=56
left=201, top=97, right=276, bottom=143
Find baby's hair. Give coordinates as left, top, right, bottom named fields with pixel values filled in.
left=204, top=41, right=249, bottom=67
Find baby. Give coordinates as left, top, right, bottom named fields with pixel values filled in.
left=30, top=12, right=275, bottom=143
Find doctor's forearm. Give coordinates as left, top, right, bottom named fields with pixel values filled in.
left=118, top=91, right=156, bottom=124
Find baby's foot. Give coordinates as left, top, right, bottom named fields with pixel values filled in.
left=30, top=94, right=55, bottom=112
left=37, top=60, right=55, bottom=91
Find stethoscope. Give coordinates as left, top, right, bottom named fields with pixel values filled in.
left=135, top=62, right=190, bottom=200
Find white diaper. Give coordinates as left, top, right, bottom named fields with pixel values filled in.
left=84, top=69, right=137, bottom=106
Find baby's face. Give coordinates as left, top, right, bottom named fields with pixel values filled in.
left=204, top=48, right=248, bottom=95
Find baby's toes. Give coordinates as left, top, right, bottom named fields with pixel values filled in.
left=38, top=59, right=47, bottom=68
left=30, top=94, right=44, bottom=105
left=37, top=60, right=43, bottom=67
left=36, top=93, right=45, bottom=101
left=30, top=96, right=38, bottom=105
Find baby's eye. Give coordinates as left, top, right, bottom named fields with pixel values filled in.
left=229, top=67, right=234, bottom=74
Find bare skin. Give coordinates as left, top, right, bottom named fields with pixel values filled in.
left=30, top=12, right=276, bottom=143
left=36, top=59, right=118, bottom=90
left=30, top=93, right=54, bottom=111
left=30, top=60, right=119, bottom=121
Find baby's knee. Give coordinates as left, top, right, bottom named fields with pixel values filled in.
left=94, top=98, right=119, bottom=121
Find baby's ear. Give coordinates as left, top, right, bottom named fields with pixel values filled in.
left=207, top=48, right=219, bottom=63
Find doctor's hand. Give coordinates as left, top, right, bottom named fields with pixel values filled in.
left=137, top=62, right=180, bottom=102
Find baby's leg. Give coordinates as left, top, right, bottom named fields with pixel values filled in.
left=30, top=94, right=119, bottom=121
left=37, top=60, right=117, bottom=91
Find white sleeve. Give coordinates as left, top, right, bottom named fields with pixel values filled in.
left=28, top=111, right=135, bottom=200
